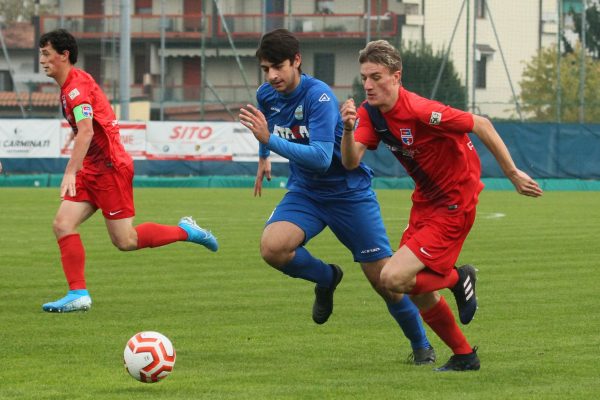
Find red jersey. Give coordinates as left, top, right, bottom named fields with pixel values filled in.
left=61, top=67, right=132, bottom=174
left=355, top=87, right=484, bottom=210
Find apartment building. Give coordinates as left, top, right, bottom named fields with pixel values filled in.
left=0, top=0, right=572, bottom=120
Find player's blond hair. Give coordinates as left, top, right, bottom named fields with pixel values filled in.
left=358, top=40, right=402, bottom=73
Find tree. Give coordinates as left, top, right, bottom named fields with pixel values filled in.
left=519, top=45, right=600, bottom=122
left=571, top=1, right=600, bottom=59
left=352, top=42, right=467, bottom=110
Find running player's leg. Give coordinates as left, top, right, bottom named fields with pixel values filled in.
left=261, top=192, right=340, bottom=324
left=327, top=193, right=433, bottom=363
left=100, top=165, right=217, bottom=252
left=43, top=199, right=96, bottom=312
left=383, top=247, right=478, bottom=370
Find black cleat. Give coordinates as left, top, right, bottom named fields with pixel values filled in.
left=312, top=264, right=344, bottom=324
left=408, top=346, right=436, bottom=365
left=451, top=264, right=478, bottom=324
left=435, top=347, right=480, bottom=371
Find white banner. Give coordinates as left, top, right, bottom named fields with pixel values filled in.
left=60, top=121, right=147, bottom=159
left=0, top=119, right=61, bottom=158
left=231, top=124, right=287, bottom=163
left=146, top=121, right=234, bottom=160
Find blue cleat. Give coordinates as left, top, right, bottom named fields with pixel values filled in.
left=178, top=216, right=218, bottom=252
left=42, top=289, right=92, bottom=313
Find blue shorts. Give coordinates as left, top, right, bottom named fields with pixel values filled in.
left=266, top=190, right=393, bottom=263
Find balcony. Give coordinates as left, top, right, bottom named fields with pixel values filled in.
left=40, top=14, right=209, bottom=39
left=219, top=13, right=398, bottom=38
left=40, top=12, right=398, bottom=40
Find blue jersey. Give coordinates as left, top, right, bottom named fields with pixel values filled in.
left=257, top=74, right=373, bottom=196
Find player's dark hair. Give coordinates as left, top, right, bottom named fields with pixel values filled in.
left=359, top=40, right=402, bottom=73
left=256, top=28, right=301, bottom=72
left=39, top=29, right=78, bottom=64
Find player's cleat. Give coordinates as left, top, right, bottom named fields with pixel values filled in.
left=408, top=346, right=437, bottom=365
left=451, top=264, right=478, bottom=324
left=435, top=347, right=480, bottom=372
left=42, top=289, right=92, bottom=313
left=312, top=264, right=344, bottom=325
left=178, top=216, right=218, bottom=252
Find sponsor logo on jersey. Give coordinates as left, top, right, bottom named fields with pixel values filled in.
left=81, top=105, right=93, bottom=118
left=270, top=106, right=281, bottom=113
left=429, top=111, right=442, bottom=125
left=274, top=124, right=309, bottom=140
left=318, top=93, right=330, bottom=102
left=384, top=143, right=418, bottom=159
left=400, top=128, right=413, bottom=145
left=68, top=88, right=80, bottom=100
left=294, top=105, right=303, bottom=120
left=360, top=247, right=381, bottom=254
left=419, top=247, right=433, bottom=257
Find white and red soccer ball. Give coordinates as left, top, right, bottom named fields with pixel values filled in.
left=124, top=331, right=176, bottom=383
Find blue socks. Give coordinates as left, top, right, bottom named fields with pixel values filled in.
left=387, top=296, right=431, bottom=350
left=281, top=246, right=333, bottom=287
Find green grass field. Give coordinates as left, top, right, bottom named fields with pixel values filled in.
left=1, top=187, right=599, bottom=399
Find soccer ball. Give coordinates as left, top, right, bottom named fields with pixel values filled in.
left=123, top=331, right=176, bottom=383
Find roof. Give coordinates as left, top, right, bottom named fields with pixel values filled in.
left=1, top=22, right=34, bottom=49
left=0, top=91, right=59, bottom=107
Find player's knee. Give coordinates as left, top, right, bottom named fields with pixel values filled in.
left=52, top=216, right=75, bottom=238
left=111, top=236, right=136, bottom=251
left=380, top=268, right=411, bottom=294
left=259, top=240, right=290, bottom=269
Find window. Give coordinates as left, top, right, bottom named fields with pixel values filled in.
left=0, top=71, right=13, bottom=91
left=313, top=53, right=335, bottom=86
left=135, top=0, right=153, bottom=15
left=84, top=54, right=102, bottom=84
left=476, top=0, right=486, bottom=19
left=134, top=54, right=147, bottom=85
left=475, top=44, right=494, bottom=89
left=316, top=0, right=334, bottom=14
left=475, top=56, right=487, bottom=89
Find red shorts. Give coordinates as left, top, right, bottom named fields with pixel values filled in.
left=64, top=163, right=135, bottom=220
left=400, top=205, right=476, bottom=275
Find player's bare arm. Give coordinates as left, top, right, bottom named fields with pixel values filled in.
left=239, top=104, right=270, bottom=144
left=254, top=157, right=272, bottom=197
left=471, top=115, right=543, bottom=198
left=340, top=98, right=367, bottom=170
left=61, top=117, right=94, bottom=198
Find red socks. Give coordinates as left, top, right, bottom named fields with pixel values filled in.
left=135, top=222, right=187, bottom=249
left=420, top=296, right=472, bottom=355
left=410, top=268, right=459, bottom=295
left=58, top=233, right=86, bottom=290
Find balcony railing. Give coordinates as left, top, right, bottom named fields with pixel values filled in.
left=40, top=14, right=209, bottom=39
left=41, top=12, right=398, bottom=39
left=219, top=13, right=398, bottom=38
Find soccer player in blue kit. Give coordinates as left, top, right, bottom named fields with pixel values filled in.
left=239, top=29, right=435, bottom=364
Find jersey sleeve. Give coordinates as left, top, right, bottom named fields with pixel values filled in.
left=305, top=85, right=338, bottom=143
left=354, top=104, right=381, bottom=150
left=406, top=93, right=474, bottom=134
left=64, top=81, right=92, bottom=113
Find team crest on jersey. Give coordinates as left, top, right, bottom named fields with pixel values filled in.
left=294, top=105, right=304, bottom=120
left=318, top=93, right=330, bottom=102
left=400, top=128, right=413, bottom=145
left=68, top=88, right=80, bottom=100
left=429, top=111, right=442, bottom=125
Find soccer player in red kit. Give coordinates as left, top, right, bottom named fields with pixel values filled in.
left=39, top=29, right=218, bottom=313
left=340, top=40, right=543, bottom=371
